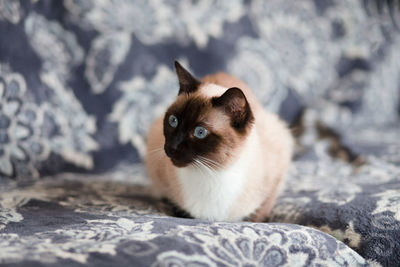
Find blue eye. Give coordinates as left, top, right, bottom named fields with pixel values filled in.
left=169, top=115, right=178, bottom=128
left=194, top=126, right=208, bottom=139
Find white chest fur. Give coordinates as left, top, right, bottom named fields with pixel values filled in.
left=177, top=131, right=257, bottom=221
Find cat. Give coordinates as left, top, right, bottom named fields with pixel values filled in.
left=145, top=61, right=294, bottom=222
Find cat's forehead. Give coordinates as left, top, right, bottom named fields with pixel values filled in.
left=167, top=96, right=229, bottom=132
left=168, top=95, right=211, bottom=122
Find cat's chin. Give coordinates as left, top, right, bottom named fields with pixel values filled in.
left=170, top=158, right=191, bottom=168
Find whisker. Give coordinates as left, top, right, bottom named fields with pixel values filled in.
left=147, top=147, right=164, bottom=155
left=203, top=160, right=221, bottom=170
left=198, top=158, right=219, bottom=173
left=197, top=156, right=223, bottom=170
left=146, top=148, right=165, bottom=160
left=197, top=156, right=221, bottom=166
left=196, top=158, right=217, bottom=177
left=193, top=160, right=208, bottom=178
left=195, top=161, right=211, bottom=178
left=196, top=159, right=214, bottom=177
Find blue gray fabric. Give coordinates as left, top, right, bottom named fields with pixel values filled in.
left=0, top=175, right=367, bottom=266
left=0, top=0, right=399, bottom=266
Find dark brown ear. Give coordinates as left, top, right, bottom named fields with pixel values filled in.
left=174, top=61, right=200, bottom=95
left=212, top=87, right=254, bottom=132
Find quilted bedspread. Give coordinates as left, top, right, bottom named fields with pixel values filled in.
left=1, top=0, right=400, bottom=266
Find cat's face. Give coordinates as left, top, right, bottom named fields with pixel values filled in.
left=163, top=61, right=254, bottom=168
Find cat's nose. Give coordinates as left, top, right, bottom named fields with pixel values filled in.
left=165, top=134, right=184, bottom=158
left=164, top=144, right=178, bottom=158
left=170, top=142, right=179, bottom=151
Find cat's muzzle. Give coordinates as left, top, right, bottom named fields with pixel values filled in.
left=164, top=145, right=192, bottom=167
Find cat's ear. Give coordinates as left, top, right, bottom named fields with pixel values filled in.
left=212, top=87, right=254, bottom=132
left=175, top=61, right=200, bottom=95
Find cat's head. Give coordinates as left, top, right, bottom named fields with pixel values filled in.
left=163, top=61, right=254, bottom=168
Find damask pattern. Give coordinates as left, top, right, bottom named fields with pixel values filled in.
left=0, top=175, right=367, bottom=266
left=0, top=0, right=399, bottom=266
left=109, top=65, right=177, bottom=157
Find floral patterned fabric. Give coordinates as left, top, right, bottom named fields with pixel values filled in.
left=1, top=0, right=400, bottom=266
left=0, top=174, right=367, bottom=266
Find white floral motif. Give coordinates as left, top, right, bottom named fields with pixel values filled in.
left=64, top=0, right=245, bottom=93
left=373, top=190, right=400, bottom=221
left=249, top=0, right=334, bottom=98
left=0, top=173, right=161, bottom=218
left=172, top=222, right=366, bottom=266
left=64, top=0, right=176, bottom=44
left=0, top=218, right=157, bottom=264
left=357, top=38, right=400, bottom=126
left=24, top=13, right=84, bottom=80
left=179, top=0, right=245, bottom=48
left=289, top=159, right=362, bottom=206
left=109, top=65, right=177, bottom=157
left=39, top=72, right=99, bottom=169
left=64, top=0, right=182, bottom=93
left=0, top=0, right=21, bottom=24
left=371, top=213, right=400, bottom=231
left=22, top=12, right=99, bottom=171
left=0, top=207, right=23, bottom=231
left=316, top=183, right=362, bottom=206
left=0, top=69, right=50, bottom=177
left=0, top=70, right=98, bottom=177
left=227, top=37, right=286, bottom=112
left=1, top=177, right=159, bottom=263
left=0, top=177, right=161, bottom=262
left=323, top=0, right=385, bottom=56
left=173, top=224, right=289, bottom=266
left=0, top=73, right=30, bottom=176
left=85, top=33, right=131, bottom=94
left=119, top=239, right=158, bottom=257
left=151, top=251, right=216, bottom=267
left=65, top=0, right=245, bottom=47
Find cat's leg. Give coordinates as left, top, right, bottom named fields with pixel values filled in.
left=249, top=195, right=276, bottom=222
left=249, top=172, right=287, bottom=222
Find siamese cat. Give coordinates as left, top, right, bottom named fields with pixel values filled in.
left=145, top=61, right=293, bottom=222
